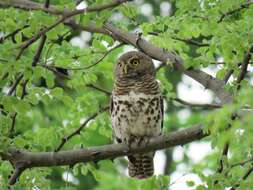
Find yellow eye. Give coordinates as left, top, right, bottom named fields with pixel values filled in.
left=130, top=58, right=140, bottom=66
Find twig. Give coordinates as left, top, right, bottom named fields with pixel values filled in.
left=8, top=79, right=29, bottom=138
left=49, top=43, right=124, bottom=70
left=229, top=165, right=253, bottom=190
left=231, top=158, right=253, bottom=168
left=9, top=113, right=17, bottom=138
left=1, top=125, right=206, bottom=185
left=86, top=84, right=111, bottom=96
left=173, top=98, right=222, bottom=109
left=13, top=0, right=128, bottom=59
left=223, top=69, right=234, bottom=83
left=41, top=65, right=71, bottom=79
left=55, top=106, right=109, bottom=152
left=148, top=32, right=209, bottom=47
left=218, top=1, right=253, bottom=22
left=0, top=25, right=29, bottom=44
left=32, top=35, right=47, bottom=67
left=7, top=74, right=24, bottom=96
left=236, top=45, right=253, bottom=85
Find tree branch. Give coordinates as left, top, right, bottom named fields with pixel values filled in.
left=55, top=106, right=109, bottom=152
left=7, top=74, right=24, bottom=96
left=49, top=43, right=124, bottom=70
left=1, top=125, right=206, bottom=185
left=148, top=32, right=209, bottom=47
left=1, top=0, right=233, bottom=104
left=103, top=23, right=233, bottom=104
left=7, top=0, right=128, bottom=59
left=236, top=45, right=253, bottom=85
left=86, top=84, right=111, bottom=96
left=173, top=98, right=222, bottom=109
left=0, top=0, right=129, bottom=15
left=218, top=0, right=253, bottom=22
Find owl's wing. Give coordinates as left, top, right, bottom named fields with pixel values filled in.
left=110, top=95, right=122, bottom=143
left=110, top=95, right=113, bottom=116
left=160, top=96, right=164, bottom=130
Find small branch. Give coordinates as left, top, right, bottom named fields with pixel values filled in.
left=0, top=25, right=29, bottom=44
left=8, top=79, right=28, bottom=138
left=148, top=32, right=209, bottom=47
left=231, top=158, right=253, bottom=168
left=86, top=84, right=111, bottom=96
left=218, top=1, right=253, bottom=22
left=217, top=142, right=230, bottom=173
left=223, top=69, right=234, bottom=83
left=32, top=35, right=47, bottom=67
left=7, top=74, right=24, bottom=96
left=55, top=106, right=109, bottom=152
left=173, top=98, right=222, bottom=109
left=229, top=165, right=253, bottom=190
left=13, top=0, right=128, bottom=59
left=172, top=37, right=209, bottom=47
left=236, top=45, right=253, bottom=85
left=41, top=65, right=71, bottom=79
left=8, top=113, right=17, bottom=138
left=50, top=43, right=124, bottom=70
left=1, top=125, right=206, bottom=185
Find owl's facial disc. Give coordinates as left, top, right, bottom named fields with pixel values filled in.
left=115, top=51, right=155, bottom=79
left=118, top=58, right=141, bottom=78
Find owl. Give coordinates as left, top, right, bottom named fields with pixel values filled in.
left=110, top=51, right=163, bottom=179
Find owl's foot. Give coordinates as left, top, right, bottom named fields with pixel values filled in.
left=137, top=136, right=150, bottom=147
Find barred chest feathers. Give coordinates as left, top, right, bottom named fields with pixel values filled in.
left=111, top=90, right=162, bottom=143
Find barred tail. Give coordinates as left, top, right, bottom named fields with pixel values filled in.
left=128, top=152, right=154, bottom=179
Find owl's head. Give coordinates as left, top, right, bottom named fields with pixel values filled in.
left=114, top=51, right=155, bottom=79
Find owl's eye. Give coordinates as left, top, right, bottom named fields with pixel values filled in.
left=130, top=58, right=140, bottom=66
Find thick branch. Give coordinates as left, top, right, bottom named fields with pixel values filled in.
left=0, top=0, right=129, bottom=15
left=10, top=0, right=128, bottom=58
left=1, top=125, right=206, bottom=185
left=103, top=23, right=233, bottom=104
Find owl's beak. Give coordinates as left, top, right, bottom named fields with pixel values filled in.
left=123, top=64, right=128, bottom=74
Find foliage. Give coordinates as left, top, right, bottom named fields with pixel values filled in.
left=0, top=0, right=253, bottom=189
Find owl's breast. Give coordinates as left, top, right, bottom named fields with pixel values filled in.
left=111, top=91, right=162, bottom=141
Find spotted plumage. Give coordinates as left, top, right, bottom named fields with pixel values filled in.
left=110, top=51, right=163, bottom=179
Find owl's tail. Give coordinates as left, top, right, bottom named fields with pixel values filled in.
left=128, top=152, right=154, bottom=179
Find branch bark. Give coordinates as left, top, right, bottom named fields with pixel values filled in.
left=0, top=0, right=233, bottom=104
left=103, top=23, right=233, bottom=104
left=1, top=125, right=207, bottom=185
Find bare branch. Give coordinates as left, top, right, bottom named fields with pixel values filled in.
left=0, top=0, right=129, bottom=15
left=1, top=125, right=206, bottom=185
left=55, top=106, right=109, bottom=152
left=103, top=23, right=233, bottom=104
left=173, top=98, right=222, bottom=109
